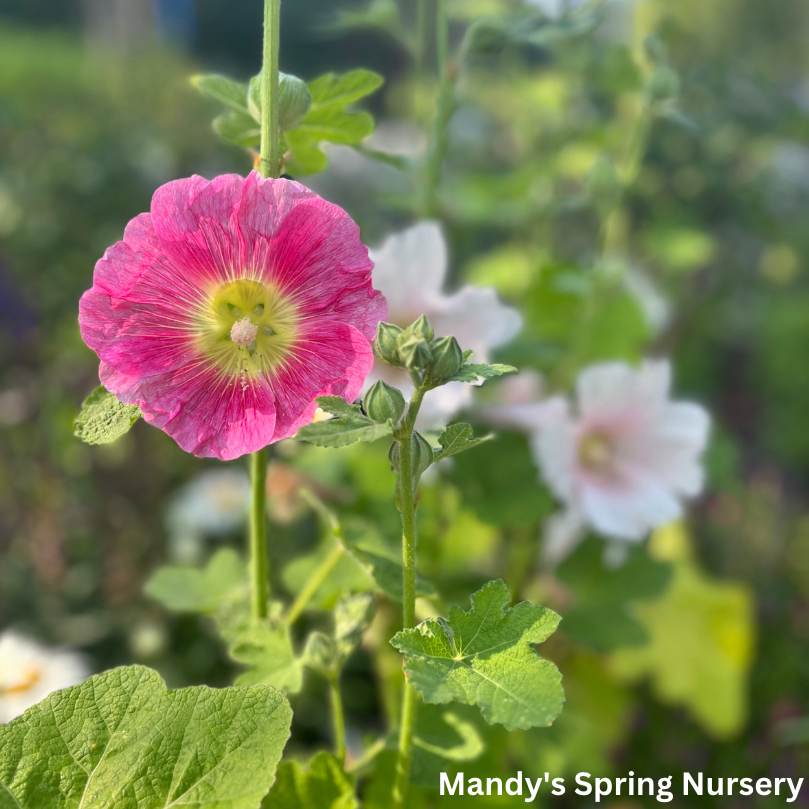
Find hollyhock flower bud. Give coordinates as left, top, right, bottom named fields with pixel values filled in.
left=364, top=380, right=406, bottom=424
left=533, top=360, right=710, bottom=542
left=398, top=335, right=432, bottom=372
left=428, top=335, right=464, bottom=382
left=79, top=172, right=386, bottom=460
left=374, top=321, right=404, bottom=366
left=409, top=314, right=434, bottom=343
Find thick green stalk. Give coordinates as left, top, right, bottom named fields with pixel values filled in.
left=329, top=674, right=347, bottom=763
left=392, top=384, right=425, bottom=807
left=259, top=0, right=282, bottom=180
left=249, top=449, right=269, bottom=620
left=248, top=0, right=282, bottom=622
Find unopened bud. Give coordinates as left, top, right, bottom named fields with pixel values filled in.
left=364, top=380, right=406, bottom=424
left=373, top=322, right=404, bottom=366
left=429, top=335, right=464, bottom=381
left=410, top=314, right=435, bottom=343
left=398, top=335, right=432, bottom=372
left=249, top=71, right=312, bottom=132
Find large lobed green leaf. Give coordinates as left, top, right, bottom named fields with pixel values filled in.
left=0, top=665, right=291, bottom=809
left=74, top=386, right=141, bottom=445
left=391, top=580, right=564, bottom=731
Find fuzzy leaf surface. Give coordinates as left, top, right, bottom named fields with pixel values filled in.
left=285, top=70, right=383, bottom=175
left=0, top=665, right=291, bottom=809
left=391, top=579, right=564, bottom=730
left=434, top=423, right=493, bottom=461
left=447, top=363, right=518, bottom=384
left=192, top=74, right=250, bottom=114
left=295, top=417, right=393, bottom=448
left=74, top=386, right=141, bottom=445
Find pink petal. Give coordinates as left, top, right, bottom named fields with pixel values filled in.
left=268, top=323, right=375, bottom=441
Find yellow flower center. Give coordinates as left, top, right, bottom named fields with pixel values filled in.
left=579, top=432, right=613, bottom=473
left=0, top=665, right=42, bottom=697
left=194, top=278, right=300, bottom=378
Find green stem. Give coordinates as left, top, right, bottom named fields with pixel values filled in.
left=420, top=0, right=454, bottom=218
left=249, top=449, right=269, bottom=620
left=247, top=0, right=282, bottom=622
left=392, top=386, right=423, bottom=807
left=259, top=0, right=282, bottom=179
left=285, top=542, right=345, bottom=625
left=329, top=673, right=347, bottom=763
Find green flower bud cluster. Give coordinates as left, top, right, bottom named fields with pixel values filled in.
left=373, top=316, right=464, bottom=388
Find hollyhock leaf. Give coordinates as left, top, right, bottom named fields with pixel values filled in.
left=285, top=70, right=383, bottom=175
left=222, top=612, right=303, bottom=695
left=74, top=385, right=141, bottom=445
left=263, top=752, right=357, bottom=809
left=557, top=537, right=673, bottom=651
left=213, top=110, right=262, bottom=148
left=296, top=417, right=394, bottom=448
left=307, top=69, right=384, bottom=110
left=0, top=665, right=291, bottom=809
left=435, top=423, right=493, bottom=461
left=391, top=580, right=564, bottom=731
left=191, top=74, right=250, bottom=115
left=144, top=548, right=246, bottom=615
left=314, top=395, right=366, bottom=420
left=609, top=524, right=754, bottom=738
left=447, top=362, right=518, bottom=383
left=411, top=705, right=486, bottom=788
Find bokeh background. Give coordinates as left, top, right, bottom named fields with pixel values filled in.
left=1, top=0, right=809, bottom=805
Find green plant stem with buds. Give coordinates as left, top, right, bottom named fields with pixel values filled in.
left=392, top=383, right=427, bottom=808
left=248, top=0, right=281, bottom=621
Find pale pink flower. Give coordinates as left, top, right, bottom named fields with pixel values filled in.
left=366, top=221, right=522, bottom=426
left=80, top=172, right=386, bottom=460
left=533, top=360, right=710, bottom=541
left=0, top=631, right=88, bottom=723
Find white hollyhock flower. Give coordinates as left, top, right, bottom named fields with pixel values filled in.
left=533, top=360, right=709, bottom=541
left=367, top=222, right=522, bottom=427
left=0, top=631, right=89, bottom=723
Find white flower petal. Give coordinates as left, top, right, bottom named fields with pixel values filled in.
left=0, top=631, right=89, bottom=723
left=370, top=221, right=448, bottom=323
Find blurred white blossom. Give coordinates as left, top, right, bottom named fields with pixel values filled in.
left=533, top=360, right=709, bottom=542
left=165, top=469, right=250, bottom=562
left=367, top=221, right=522, bottom=426
left=0, top=631, right=88, bottom=723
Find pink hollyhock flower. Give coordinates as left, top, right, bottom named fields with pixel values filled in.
left=80, top=172, right=386, bottom=461
left=534, top=360, right=710, bottom=542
